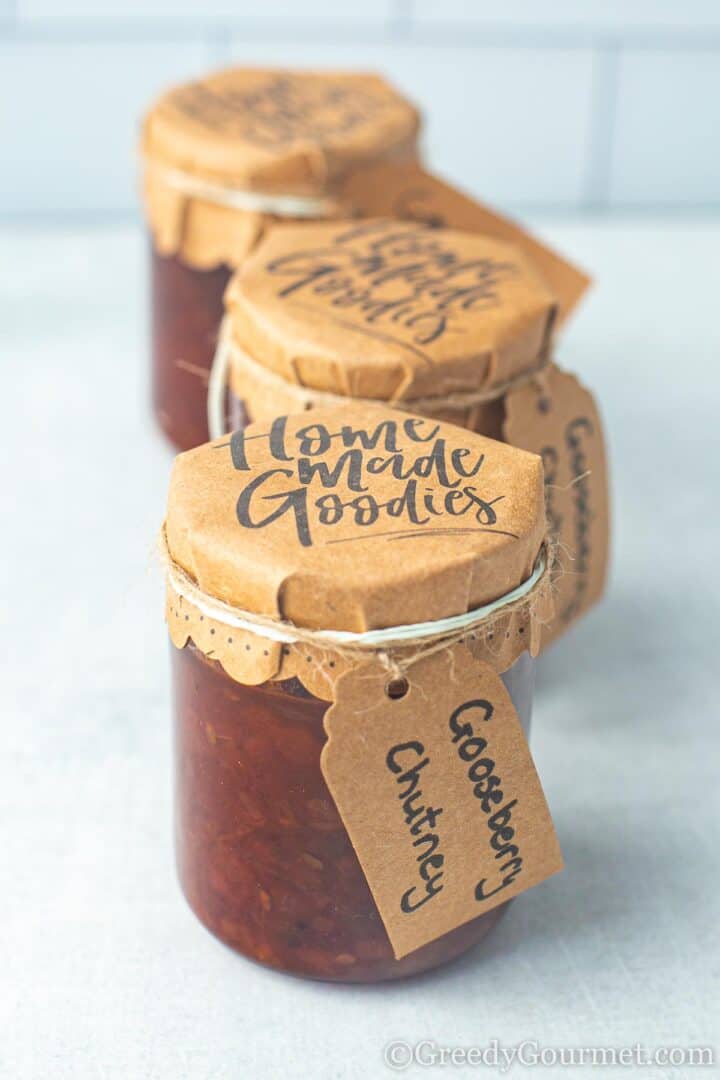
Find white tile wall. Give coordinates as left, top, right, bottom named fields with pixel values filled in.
left=610, top=49, right=720, bottom=206
left=225, top=38, right=596, bottom=206
left=414, top=1, right=720, bottom=33
left=18, top=0, right=393, bottom=22
left=0, top=41, right=214, bottom=212
left=1, top=2, right=719, bottom=215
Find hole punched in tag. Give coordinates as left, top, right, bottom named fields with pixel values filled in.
left=385, top=677, right=409, bottom=700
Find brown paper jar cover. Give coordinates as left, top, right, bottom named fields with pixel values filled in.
left=225, top=218, right=558, bottom=410
left=142, top=67, right=421, bottom=452
left=222, top=218, right=608, bottom=647
left=164, top=405, right=557, bottom=980
left=165, top=403, right=546, bottom=637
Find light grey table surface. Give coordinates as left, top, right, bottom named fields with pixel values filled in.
left=1, top=218, right=719, bottom=1080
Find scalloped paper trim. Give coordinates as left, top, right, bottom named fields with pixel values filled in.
left=166, top=577, right=549, bottom=703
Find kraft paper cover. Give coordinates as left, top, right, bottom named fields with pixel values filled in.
left=142, top=68, right=420, bottom=268
left=339, top=162, right=591, bottom=325
left=225, top=219, right=558, bottom=404
left=164, top=404, right=546, bottom=634
left=143, top=178, right=270, bottom=269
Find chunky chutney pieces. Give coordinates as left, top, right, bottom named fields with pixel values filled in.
left=162, top=404, right=561, bottom=981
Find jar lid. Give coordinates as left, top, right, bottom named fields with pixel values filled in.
left=164, top=404, right=546, bottom=635
left=142, top=68, right=420, bottom=196
left=224, top=219, right=557, bottom=410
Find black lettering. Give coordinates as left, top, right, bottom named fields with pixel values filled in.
left=386, top=741, right=424, bottom=774
left=451, top=447, right=485, bottom=478
left=449, top=699, right=493, bottom=742
left=295, top=422, right=332, bottom=456
left=472, top=774, right=503, bottom=813
left=458, top=736, right=489, bottom=761
left=419, top=854, right=444, bottom=880
left=468, top=758, right=495, bottom=784
left=448, top=701, right=525, bottom=904
left=402, top=789, right=425, bottom=824
left=340, top=420, right=400, bottom=452
left=236, top=470, right=312, bottom=547
left=401, top=874, right=444, bottom=912
left=475, top=869, right=520, bottom=902
left=297, top=449, right=366, bottom=491
left=397, top=758, right=430, bottom=801
left=387, top=742, right=447, bottom=917
left=488, top=800, right=518, bottom=833
left=409, top=806, right=443, bottom=834
left=413, top=833, right=442, bottom=861
left=404, top=417, right=441, bottom=444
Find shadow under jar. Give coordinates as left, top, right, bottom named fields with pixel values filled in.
left=174, top=643, right=535, bottom=983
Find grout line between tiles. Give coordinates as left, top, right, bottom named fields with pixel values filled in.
left=582, top=41, right=621, bottom=211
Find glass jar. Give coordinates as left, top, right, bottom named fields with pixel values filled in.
left=141, top=68, right=422, bottom=452
left=173, top=640, right=535, bottom=982
left=164, top=402, right=556, bottom=981
left=152, top=249, right=232, bottom=452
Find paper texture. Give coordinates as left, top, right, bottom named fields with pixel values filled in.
left=165, top=403, right=546, bottom=634
left=503, top=365, right=610, bottom=646
left=229, top=343, right=508, bottom=440
left=322, top=646, right=563, bottom=958
left=144, top=68, right=420, bottom=193
left=142, top=68, right=420, bottom=267
left=144, top=177, right=269, bottom=269
left=339, top=162, right=591, bottom=325
left=165, top=569, right=550, bottom=700
left=226, top=219, right=557, bottom=403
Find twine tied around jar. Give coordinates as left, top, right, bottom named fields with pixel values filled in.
left=143, top=157, right=342, bottom=219
left=207, top=316, right=553, bottom=441
left=159, top=525, right=553, bottom=684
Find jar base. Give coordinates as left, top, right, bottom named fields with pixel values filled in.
left=178, top=868, right=510, bottom=984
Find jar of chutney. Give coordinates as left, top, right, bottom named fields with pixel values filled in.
left=162, top=403, right=563, bottom=981
left=141, top=67, right=421, bottom=451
